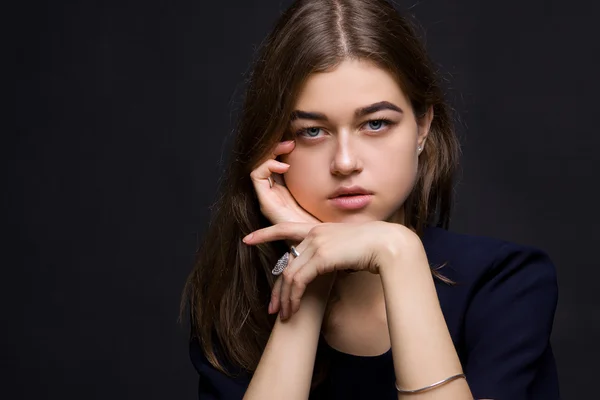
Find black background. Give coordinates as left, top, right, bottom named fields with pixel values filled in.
left=12, top=0, right=599, bottom=398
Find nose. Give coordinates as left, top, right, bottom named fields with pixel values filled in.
left=330, top=134, right=363, bottom=176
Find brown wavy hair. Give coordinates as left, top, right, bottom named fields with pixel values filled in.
left=180, top=0, right=460, bottom=391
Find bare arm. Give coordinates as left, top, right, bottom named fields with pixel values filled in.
left=243, top=274, right=334, bottom=400
left=379, top=229, right=473, bottom=399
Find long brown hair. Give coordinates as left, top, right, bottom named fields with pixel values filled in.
left=180, top=0, right=460, bottom=389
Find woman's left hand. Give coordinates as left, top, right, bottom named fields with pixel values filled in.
left=243, top=220, right=411, bottom=320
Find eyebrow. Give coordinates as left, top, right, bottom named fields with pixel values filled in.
left=289, top=101, right=403, bottom=122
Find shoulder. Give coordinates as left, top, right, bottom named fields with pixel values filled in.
left=421, top=225, right=558, bottom=290
left=420, top=226, right=560, bottom=399
left=421, top=226, right=560, bottom=398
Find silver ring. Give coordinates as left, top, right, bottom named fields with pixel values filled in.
left=271, top=246, right=301, bottom=276
left=267, top=176, right=274, bottom=188
left=290, top=246, right=300, bottom=258
left=272, top=252, right=289, bottom=276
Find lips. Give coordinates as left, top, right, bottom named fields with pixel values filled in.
left=328, top=185, right=373, bottom=199
left=328, top=193, right=373, bottom=210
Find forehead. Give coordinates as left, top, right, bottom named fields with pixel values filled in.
left=293, top=59, right=409, bottom=114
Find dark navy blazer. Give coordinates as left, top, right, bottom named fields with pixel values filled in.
left=189, top=225, right=560, bottom=399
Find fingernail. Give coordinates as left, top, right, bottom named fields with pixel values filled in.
left=243, top=233, right=253, bottom=243
left=268, top=301, right=273, bottom=314
left=284, top=140, right=295, bottom=144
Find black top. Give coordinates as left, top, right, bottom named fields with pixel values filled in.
left=189, top=225, right=560, bottom=399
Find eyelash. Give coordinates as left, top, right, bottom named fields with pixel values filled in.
left=295, top=118, right=394, bottom=139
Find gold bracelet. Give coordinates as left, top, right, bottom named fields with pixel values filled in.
left=395, top=373, right=466, bottom=394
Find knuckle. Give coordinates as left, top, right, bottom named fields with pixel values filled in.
left=316, top=263, right=328, bottom=275
left=271, top=291, right=279, bottom=302
left=308, top=225, right=325, bottom=239
left=292, top=278, right=306, bottom=292
left=313, top=224, right=326, bottom=233
left=282, top=269, right=294, bottom=283
left=312, top=235, right=324, bottom=247
left=290, top=299, right=299, bottom=311
left=271, top=279, right=280, bottom=293
left=291, top=300, right=300, bottom=313
left=313, top=247, right=326, bottom=259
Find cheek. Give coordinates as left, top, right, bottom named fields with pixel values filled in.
left=372, top=143, right=419, bottom=194
left=282, top=156, right=322, bottom=198
left=378, top=161, right=416, bottom=191
left=374, top=139, right=417, bottom=172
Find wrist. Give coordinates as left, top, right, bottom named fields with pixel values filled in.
left=377, top=224, right=424, bottom=275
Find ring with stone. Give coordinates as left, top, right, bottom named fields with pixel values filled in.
left=272, top=252, right=289, bottom=276
left=271, top=246, right=301, bottom=276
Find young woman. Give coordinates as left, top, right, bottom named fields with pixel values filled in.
left=181, top=0, right=560, bottom=398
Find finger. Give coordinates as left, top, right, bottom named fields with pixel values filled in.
left=243, top=222, right=317, bottom=244
left=269, top=275, right=283, bottom=314
left=286, top=245, right=323, bottom=317
left=271, top=140, right=295, bottom=159
left=270, top=141, right=296, bottom=185
left=291, top=256, right=328, bottom=312
left=249, top=159, right=290, bottom=199
left=289, top=278, right=308, bottom=316
left=252, top=140, right=295, bottom=171
left=250, top=159, right=290, bottom=183
left=279, top=241, right=316, bottom=320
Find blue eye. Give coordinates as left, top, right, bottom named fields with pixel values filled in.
left=296, top=127, right=322, bottom=138
left=366, top=119, right=391, bottom=130
left=295, top=119, right=393, bottom=139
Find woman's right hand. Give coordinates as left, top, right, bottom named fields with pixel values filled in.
left=249, top=140, right=333, bottom=316
left=250, top=140, right=320, bottom=226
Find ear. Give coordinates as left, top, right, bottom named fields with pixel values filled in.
left=417, top=105, right=434, bottom=148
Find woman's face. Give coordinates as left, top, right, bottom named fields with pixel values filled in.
left=280, top=59, right=432, bottom=224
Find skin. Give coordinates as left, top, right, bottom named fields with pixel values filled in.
left=279, top=58, right=430, bottom=225
left=244, top=59, right=478, bottom=398
left=249, top=58, right=435, bottom=315
left=278, top=58, right=431, bottom=310
left=244, top=222, right=474, bottom=398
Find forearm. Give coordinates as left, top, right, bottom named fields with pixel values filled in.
left=243, top=277, right=331, bottom=400
left=379, top=233, right=472, bottom=399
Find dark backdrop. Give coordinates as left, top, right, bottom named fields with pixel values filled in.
left=12, top=0, right=599, bottom=399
